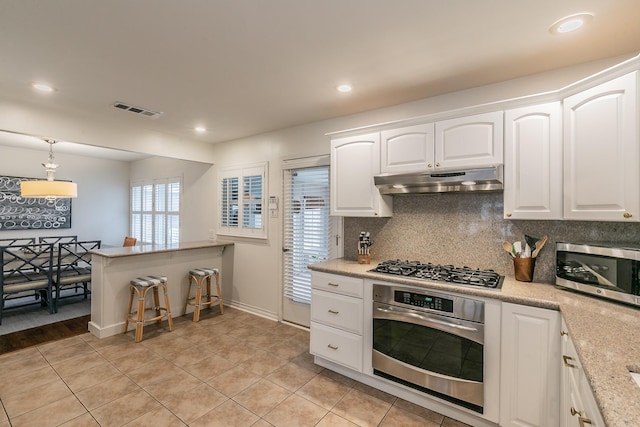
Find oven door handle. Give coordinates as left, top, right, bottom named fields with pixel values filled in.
left=375, top=305, right=478, bottom=332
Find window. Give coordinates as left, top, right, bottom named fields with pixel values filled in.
left=218, top=163, right=267, bottom=239
left=130, top=177, right=181, bottom=245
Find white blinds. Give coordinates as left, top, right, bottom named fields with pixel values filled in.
left=283, top=166, right=333, bottom=303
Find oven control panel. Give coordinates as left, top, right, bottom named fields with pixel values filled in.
left=394, top=290, right=454, bottom=312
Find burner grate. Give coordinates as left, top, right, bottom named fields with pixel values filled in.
left=370, top=260, right=503, bottom=289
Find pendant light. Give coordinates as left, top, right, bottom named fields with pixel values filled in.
left=20, top=139, right=78, bottom=201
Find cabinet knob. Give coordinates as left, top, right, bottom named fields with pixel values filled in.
left=427, top=163, right=432, bottom=168
left=571, top=407, right=583, bottom=417
left=560, top=330, right=568, bottom=336
left=435, top=162, right=440, bottom=167
left=506, top=212, right=512, bottom=218
left=624, top=211, right=633, bottom=218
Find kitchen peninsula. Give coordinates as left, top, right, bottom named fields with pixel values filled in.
left=88, top=240, right=234, bottom=339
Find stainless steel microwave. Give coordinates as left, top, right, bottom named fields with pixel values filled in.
left=556, top=242, right=640, bottom=307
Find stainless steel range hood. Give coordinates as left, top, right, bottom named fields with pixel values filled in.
left=374, top=165, right=503, bottom=195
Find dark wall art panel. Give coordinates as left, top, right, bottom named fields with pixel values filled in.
left=0, top=176, right=72, bottom=231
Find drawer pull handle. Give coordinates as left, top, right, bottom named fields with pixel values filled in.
left=579, top=416, right=593, bottom=426
left=563, top=355, right=577, bottom=368
left=327, top=282, right=339, bottom=287
left=328, top=309, right=339, bottom=314
left=327, top=344, right=338, bottom=350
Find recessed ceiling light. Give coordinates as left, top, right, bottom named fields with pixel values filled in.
left=31, top=82, right=54, bottom=93
left=337, top=84, right=352, bottom=93
left=549, top=13, right=593, bottom=34
left=194, top=126, right=207, bottom=133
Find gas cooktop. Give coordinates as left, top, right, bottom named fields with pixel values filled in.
left=370, top=259, right=503, bottom=289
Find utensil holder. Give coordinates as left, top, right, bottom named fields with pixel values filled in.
left=357, top=254, right=371, bottom=265
left=513, top=257, right=536, bottom=282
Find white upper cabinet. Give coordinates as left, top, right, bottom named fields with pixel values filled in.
left=504, top=102, right=563, bottom=219
left=435, top=111, right=504, bottom=170
left=563, top=71, right=639, bottom=221
left=381, top=123, right=435, bottom=174
left=330, top=133, right=392, bottom=217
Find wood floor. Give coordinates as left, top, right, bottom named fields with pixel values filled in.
left=0, top=314, right=90, bottom=355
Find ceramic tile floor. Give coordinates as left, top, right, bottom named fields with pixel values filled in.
left=0, top=307, right=472, bottom=427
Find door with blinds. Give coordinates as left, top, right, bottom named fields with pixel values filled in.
left=283, top=161, right=341, bottom=327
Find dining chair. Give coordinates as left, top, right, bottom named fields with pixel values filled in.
left=0, top=237, right=37, bottom=247
left=0, top=243, right=55, bottom=324
left=123, top=236, right=137, bottom=247
left=38, top=235, right=78, bottom=246
left=54, top=240, right=101, bottom=312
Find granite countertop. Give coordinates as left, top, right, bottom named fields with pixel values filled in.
left=309, top=258, right=640, bottom=427
left=90, top=240, right=234, bottom=258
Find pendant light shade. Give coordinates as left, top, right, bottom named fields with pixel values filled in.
left=20, top=139, right=78, bottom=200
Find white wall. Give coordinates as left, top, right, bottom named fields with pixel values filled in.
left=0, top=145, right=129, bottom=246
left=129, top=157, right=216, bottom=242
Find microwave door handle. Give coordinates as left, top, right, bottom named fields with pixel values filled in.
left=375, top=305, right=478, bottom=333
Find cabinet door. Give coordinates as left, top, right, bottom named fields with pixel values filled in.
left=504, top=103, right=563, bottom=219
left=330, top=133, right=392, bottom=217
left=435, top=111, right=504, bottom=170
left=381, top=123, right=435, bottom=173
left=563, top=71, right=639, bottom=221
left=500, top=303, right=560, bottom=427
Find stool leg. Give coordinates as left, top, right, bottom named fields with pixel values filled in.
left=215, top=273, right=224, bottom=314
left=162, top=283, right=174, bottom=332
left=153, top=287, right=161, bottom=323
left=193, top=276, right=203, bottom=322
left=206, top=276, right=212, bottom=306
left=124, top=286, right=135, bottom=334
left=135, top=288, right=146, bottom=343
left=184, top=275, right=193, bottom=315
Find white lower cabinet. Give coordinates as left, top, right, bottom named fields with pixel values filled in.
left=500, top=303, right=561, bottom=427
left=560, top=319, right=606, bottom=427
left=310, top=272, right=364, bottom=371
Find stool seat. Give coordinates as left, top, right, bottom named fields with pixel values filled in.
left=124, top=274, right=173, bottom=342
left=188, top=268, right=219, bottom=278
left=131, top=275, right=168, bottom=287
left=185, top=267, right=223, bottom=322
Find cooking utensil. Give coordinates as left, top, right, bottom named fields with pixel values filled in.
left=502, top=241, right=515, bottom=257
left=513, top=241, right=522, bottom=257
left=524, top=234, right=538, bottom=252
left=531, top=236, right=548, bottom=258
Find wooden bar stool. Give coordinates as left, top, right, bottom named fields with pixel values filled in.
left=124, top=275, right=174, bottom=342
left=184, top=268, right=224, bottom=322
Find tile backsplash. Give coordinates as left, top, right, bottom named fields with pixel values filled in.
left=344, top=193, right=640, bottom=284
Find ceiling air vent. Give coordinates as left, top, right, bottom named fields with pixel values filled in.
left=112, top=102, right=163, bottom=119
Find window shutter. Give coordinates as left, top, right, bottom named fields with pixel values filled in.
left=283, top=166, right=332, bottom=303
left=130, top=177, right=181, bottom=245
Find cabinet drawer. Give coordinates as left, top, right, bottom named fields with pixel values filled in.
left=310, top=321, right=363, bottom=371
left=311, top=289, right=363, bottom=334
left=311, top=271, right=363, bottom=298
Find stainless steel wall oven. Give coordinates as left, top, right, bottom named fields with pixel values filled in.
left=372, top=284, right=485, bottom=413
